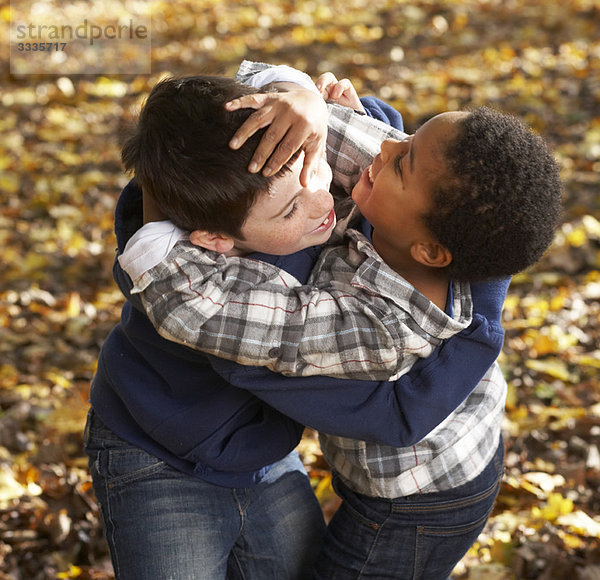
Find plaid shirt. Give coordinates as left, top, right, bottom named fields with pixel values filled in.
left=123, top=61, right=506, bottom=496
left=322, top=362, right=506, bottom=497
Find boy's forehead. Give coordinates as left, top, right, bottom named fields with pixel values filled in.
left=421, top=111, right=467, bottom=132
left=255, top=152, right=331, bottom=210
left=416, top=112, right=467, bottom=157
left=255, top=157, right=303, bottom=208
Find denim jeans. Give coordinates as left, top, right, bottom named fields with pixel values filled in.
left=84, top=409, right=326, bottom=579
left=313, top=437, right=505, bottom=580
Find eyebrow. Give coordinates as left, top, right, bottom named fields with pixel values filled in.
left=409, top=139, right=416, bottom=174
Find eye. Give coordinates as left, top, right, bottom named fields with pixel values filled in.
left=284, top=202, right=298, bottom=219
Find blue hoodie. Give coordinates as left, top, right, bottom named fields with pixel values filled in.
left=90, top=98, right=508, bottom=488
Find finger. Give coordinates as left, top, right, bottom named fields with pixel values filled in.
left=315, top=72, right=337, bottom=100
left=315, top=72, right=337, bottom=92
left=225, top=92, right=270, bottom=112
left=261, top=130, right=302, bottom=176
left=299, top=141, right=325, bottom=187
left=330, top=83, right=342, bottom=101
left=331, top=79, right=352, bottom=101
left=249, top=123, right=294, bottom=174
left=336, top=78, right=353, bottom=97
left=228, top=105, right=275, bottom=150
left=318, top=85, right=330, bottom=101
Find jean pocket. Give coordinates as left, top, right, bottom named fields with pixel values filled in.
left=416, top=504, right=492, bottom=538
left=412, top=509, right=493, bottom=580
left=93, top=446, right=168, bottom=488
left=335, top=494, right=386, bottom=531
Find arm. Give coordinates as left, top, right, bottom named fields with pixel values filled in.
left=208, top=278, right=508, bottom=446
left=230, top=61, right=406, bottom=187
left=130, top=234, right=450, bottom=380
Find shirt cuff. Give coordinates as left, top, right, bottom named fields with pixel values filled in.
left=243, top=64, right=320, bottom=94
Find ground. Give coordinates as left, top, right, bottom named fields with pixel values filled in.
left=0, top=0, right=599, bottom=577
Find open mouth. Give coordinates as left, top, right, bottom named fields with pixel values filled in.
left=313, top=209, right=336, bottom=233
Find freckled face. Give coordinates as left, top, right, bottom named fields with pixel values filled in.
left=233, top=154, right=336, bottom=256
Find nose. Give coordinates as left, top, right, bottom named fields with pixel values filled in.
left=380, top=138, right=407, bottom=163
left=308, top=187, right=334, bottom=219
left=381, top=139, right=400, bottom=163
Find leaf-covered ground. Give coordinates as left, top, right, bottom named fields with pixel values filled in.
left=1, top=0, right=599, bottom=578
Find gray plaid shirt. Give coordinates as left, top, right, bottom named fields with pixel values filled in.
left=122, top=62, right=506, bottom=496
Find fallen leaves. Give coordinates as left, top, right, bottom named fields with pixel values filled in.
left=1, top=0, right=599, bottom=577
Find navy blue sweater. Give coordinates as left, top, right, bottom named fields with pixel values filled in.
left=90, top=99, right=508, bottom=487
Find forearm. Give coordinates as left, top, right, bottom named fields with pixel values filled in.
left=209, top=310, right=505, bottom=446
left=136, top=245, right=417, bottom=380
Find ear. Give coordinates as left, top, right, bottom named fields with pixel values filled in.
left=410, top=241, right=452, bottom=269
left=189, top=230, right=235, bottom=254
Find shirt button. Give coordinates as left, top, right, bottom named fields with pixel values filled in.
left=268, top=347, right=282, bottom=358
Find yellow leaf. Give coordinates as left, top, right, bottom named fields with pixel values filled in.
left=0, top=173, right=19, bottom=194
left=314, top=473, right=334, bottom=503
left=522, top=472, right=565, bottom=494
left=570, top=352, right=600, bottom=369
left=0, top=364, right=19, bottom=388
left=524, top=324, right=578, bottom=356
left=66, top=292, right=82, bottom=318
left=44, top=370, right=73, bottom=390
left=22, top=251, right=50, bottom=274
left=525, top=358, right=576, bottom=382
left=565, top=225, right=588, bottom=247
left=532, top=492, right=574, bottom=522
left=557, top=530, right=586, bottom=550
left=0, top=6, right=11, bottom=23
left=0, top=466, right=27, bottom=503
left=57, top=565, right=82, bottom=579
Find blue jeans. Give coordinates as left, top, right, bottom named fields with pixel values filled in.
left=314, top=438, right=505, bottom=580
left=84, top=409, right=326, bottom=579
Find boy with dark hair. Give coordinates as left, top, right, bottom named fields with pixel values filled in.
left=121, top=76, right=311, bottom=240
left=422, top=107, right=559, bottom=280
left=85, top=64, right=555, bottom=578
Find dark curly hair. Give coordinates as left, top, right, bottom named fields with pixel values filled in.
left=423, top=107, right=563, bottom=281
left=121, top=76, right=283, bottom=239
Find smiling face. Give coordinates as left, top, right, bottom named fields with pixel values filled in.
left=351, top=112, right=467, bottom=272
left=232, top=153, right=336, bottom=256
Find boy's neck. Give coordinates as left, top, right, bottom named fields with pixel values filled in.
left=143, top=190, right=167, bottom=224
left=408, top=268, right=451, bottom=311
left=373, top=237, right=450, bottom=310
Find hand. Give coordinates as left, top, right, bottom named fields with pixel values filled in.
left=315, top=72, right=365, bottom=113
left=469, top=277, right=512, bottom=325
left=225, top=86, right=328, bottom=187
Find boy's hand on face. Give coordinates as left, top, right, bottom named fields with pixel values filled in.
left=225, top=87, right=328, bottom=187
left=315, top=72, right=365, bottom=113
